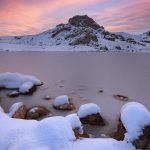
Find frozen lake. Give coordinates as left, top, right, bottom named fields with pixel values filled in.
left=0, top=52, right=150, bottom=137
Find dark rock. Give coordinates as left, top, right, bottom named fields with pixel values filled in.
left=80, top=113, right=105, bottom=125
left=70, top=33, right=98, bottom=45
left=115, top=46, right=121, bottom=50
left=133, top=126, right=150, bottom=149
left=43, top=95, right=52, bottom=100
left=113, top=95, right=129, bottom=101
left=68, top=15, right=104, bottom=30
left=73, top=127, right=89, bottom=139
left=112, top=120, right=125, bottom=140
left=26, top=106, right=50, bottom=119
left=7, top=91, right=20, bottom=98
left=51, top=27, right=71, bottom=38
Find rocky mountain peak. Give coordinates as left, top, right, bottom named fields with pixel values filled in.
left=68, top=15, right=104, bottom=30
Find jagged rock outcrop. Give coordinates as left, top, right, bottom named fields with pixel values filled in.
left=68, top=15, right=104, bottom=30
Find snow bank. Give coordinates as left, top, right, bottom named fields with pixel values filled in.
left=66, top=114, right=83, bottom=134
left=0, top=72, right=42, bottom=89
left=0, top=106, right=4, bottom=112
left=0, top=108, right=136, bottom=150
left=73, top=138, right=136, bottom=150
left=121, top=102, right=150, bottom=142
left=78, top=103, right=100, bottom=118
left=8, top=102, right=24, bottom=117
left=53, top=95, right=69, bottom=106
left=19, top=81, right=34, bottom=93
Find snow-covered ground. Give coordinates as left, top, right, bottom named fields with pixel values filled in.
left=1, top=101, right=150, bottom=150
left=0, top=104, right=141, bottom=150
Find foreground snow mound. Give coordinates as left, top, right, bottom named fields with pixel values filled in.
left=0, top=108, right=136, bottom=150
left=0, top=72, right=42, bottom=89
left=0, top=110, right=75, bottom=150
left=78, top=103, right=100, bottom=118
left=0, top=106, right=4, bottom=112
left=74, top=138, right=135, bottom=150
left=121, top=102, right=150, bottom=142
left=53, top=95, right=69, bottom=106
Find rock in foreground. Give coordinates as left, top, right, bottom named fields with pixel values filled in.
left=53, top=95, right=75, bottom=110
left=9, top=102, right=27, bottom=119
left=26, top=106, right=50, bottom=119
left=78, top=103, right=105, bottom=125
left=113, top=102, right=150, bottom=149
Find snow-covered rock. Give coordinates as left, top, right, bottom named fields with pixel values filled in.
left=113, top=102, right=150, bottom=149
left=26, top=106, right=50, bottom=119
left=0, top=15, right=150, bottom=52
left=53, top=95, right=75, bottom=110
left=121, top=102, right=150, bottom=142
left=54, top=95, right=69, bottom=106
left=0, top=72, right=42, bottom=94
left=78, top=103, right=100, bottom=118
left=8, top=102, right=27, bottom=119
left=0, top=72, right=42, bottom=88
left=78, top=103, right=105, bottom=125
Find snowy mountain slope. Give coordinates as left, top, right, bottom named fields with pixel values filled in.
left=0, top=15, right=150, bottom=52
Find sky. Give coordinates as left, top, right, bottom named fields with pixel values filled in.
left=0, top=0, right=150, bottom=36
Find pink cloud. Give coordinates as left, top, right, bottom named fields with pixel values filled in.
left=0, top=0, right=149, bottom=36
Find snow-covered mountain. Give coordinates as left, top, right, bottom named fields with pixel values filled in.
left=0, top=15, right=150, bottom=52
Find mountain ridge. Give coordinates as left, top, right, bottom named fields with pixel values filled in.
left=0, top=15, right=150, bottom=52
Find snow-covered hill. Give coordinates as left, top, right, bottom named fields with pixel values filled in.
left=0, top=15, right=150, bottom=52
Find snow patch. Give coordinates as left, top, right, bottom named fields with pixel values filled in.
left=78, top=103, right=100, bottom=118
left=19, top=81, right=34, bottom=93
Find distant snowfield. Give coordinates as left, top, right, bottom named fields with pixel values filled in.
left=0, top=43, right=97, bottom=52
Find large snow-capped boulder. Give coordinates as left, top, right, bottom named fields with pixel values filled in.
left=53, top=95, right=75, bottom=110
left=113, top=102, right=150, bottom=149
left=78, top=103, right=105, bottom=125
left=9, top=102, right=27, bottom=119
left=0, top=72, right=42, bottom=94
left=26, top=106, right=50, bottom=119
